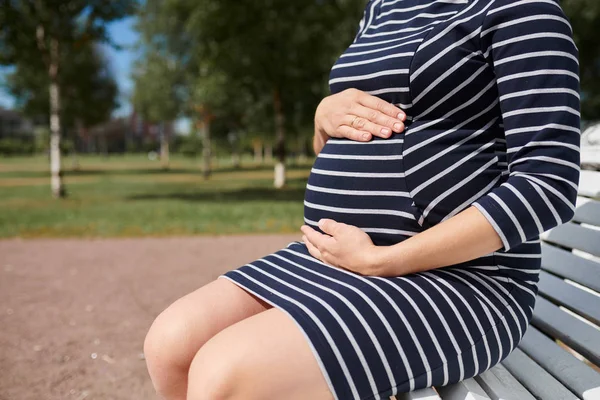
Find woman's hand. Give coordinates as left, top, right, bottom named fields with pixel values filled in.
left=313, top=88, right=407, bottom=154
left=300, top=219, right=384, bottom=276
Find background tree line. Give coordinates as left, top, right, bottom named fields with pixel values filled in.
left=131, top=0, right=600, bottom=187
left=133, top=0, right=367, bottom=186
left=1, top=0, right=599, bottom=196
left=0, top=0, right=136, bottom=197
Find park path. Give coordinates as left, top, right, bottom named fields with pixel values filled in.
left=0, top=234, right=299, bottom=400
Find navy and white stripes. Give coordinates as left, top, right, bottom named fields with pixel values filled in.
left=221, top=0, right=580, bottom=399
left=471, top=0, right=580, bottom=251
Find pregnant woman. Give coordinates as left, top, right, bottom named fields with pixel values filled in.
left=144, top=0, right=580, bottom=399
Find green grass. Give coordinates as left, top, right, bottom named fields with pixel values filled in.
left=0, top=154, right=312, bottom=238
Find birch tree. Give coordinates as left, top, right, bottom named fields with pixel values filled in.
left=0, top=0, right=136, bottom=197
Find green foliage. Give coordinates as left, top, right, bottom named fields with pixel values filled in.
left=60, top=137, right=75, bottom=154
left=141, top=137, right=159, bottom=153
left=133, top=0, right=600, bottom=126
left=132, top=52, right=183, bottom=123
left=0, top=134, right=75, bottom=156
left=5, top=42, right=119, bottom=130
left=563, top=0, right=600, bottom=120
left=0, top=137, right=34, bottom=155
left=172, top=135, right=202, bottom=157
left=0, top=0, right=137, bottom=123
left=33, top=127, right=50, bottom=153
left=0, top=0, right=137, bottom=196
left=0, top=1, right=138, bottom=63
left=134, top=0, right=366, bottom=138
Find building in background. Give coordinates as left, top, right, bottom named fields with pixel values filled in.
left=128, top=109, right=174, bottom=152
left=76, top=109, right=174, bottom=154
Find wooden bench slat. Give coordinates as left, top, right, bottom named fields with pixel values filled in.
left=545, top=223, right=600, bottom=257
left=579, top=170, right=600, bottom=198
left=541, top=243, right=600, bottom=293
left=519, top=326, right=600, bottom=400
left=581, top=152, right=600, bottom=171
left=531, top=296, right=600, bottom=366
left=474, top=363, right=536, bottom=400
left=395, top=387, right=440, bottom=400
left=436, top=378, right=491, bottom=400
left=502, top=348, right=578, bottom=400
left=538, top=270, right=600, bottom=326
left=572, top=199, right=600, bottom=226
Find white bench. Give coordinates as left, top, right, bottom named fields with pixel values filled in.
left=394, top=168, right=600, bottom=400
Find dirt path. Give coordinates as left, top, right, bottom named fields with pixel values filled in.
left=0, top=235, right=300, bottom=400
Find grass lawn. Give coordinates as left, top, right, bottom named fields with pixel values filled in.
left=0, top=154, right=312, bottom=238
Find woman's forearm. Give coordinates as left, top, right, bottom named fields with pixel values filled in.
left=372, top=206, right=504, bottom=277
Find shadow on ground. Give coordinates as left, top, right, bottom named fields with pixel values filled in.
left=1, top=164, right=312, bottom=178
left=128, top=185, right=307, bottom=203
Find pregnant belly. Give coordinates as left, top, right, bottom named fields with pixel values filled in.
left=303, top=134, right=424, bottom=246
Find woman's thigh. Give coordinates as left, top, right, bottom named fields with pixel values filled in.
left=145, top=277, right=273, bottom=370
left=187, top=307, right=334, bottom=400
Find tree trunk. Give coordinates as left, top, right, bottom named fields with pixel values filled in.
left=253, top=140, right=263, bottom=164
left=72, top=120, right=83, bottom=171
left=199, top=116, right=211, bottom=179
left=298, top=136, right=307, bottom=163
left=101, top=129, right=108, bottom=157
left=273, top=88, right=286, bottom=188
left=71, top=149, right=80, bottom=170
left=230, top=131, right=241, bottom=168
left=232, top=152, right=241, bottom=168
left=160, top=122, right=170, bottom=169
left=265, top=144, right=273, bottom=162
left=48, top=37, right=64, bottom=198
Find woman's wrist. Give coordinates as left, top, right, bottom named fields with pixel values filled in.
left=313, top=119, right=329, bottom=155
left=368, top=244, right=406, bottom=277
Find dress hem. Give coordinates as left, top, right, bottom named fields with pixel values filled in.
left=217, top=274, right=340, bottom=400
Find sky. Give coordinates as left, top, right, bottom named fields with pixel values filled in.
left=102, top=17, right=139, bottom=117
left=0, top=17, right=192, bottom=132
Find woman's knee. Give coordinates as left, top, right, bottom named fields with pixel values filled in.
left=186, top=335, right=241, bottom=400
left=144, top=300, right=209, bottom=374
left=144, top=279, right=270, bottom=381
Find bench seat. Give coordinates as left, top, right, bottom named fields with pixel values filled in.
left=393, top=170, right=600, bottom=400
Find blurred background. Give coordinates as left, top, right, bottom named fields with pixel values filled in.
left=0, top=0, right=599, bottom=399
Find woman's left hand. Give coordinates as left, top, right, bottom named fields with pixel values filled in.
left=300, top=219, right=382, bottom=276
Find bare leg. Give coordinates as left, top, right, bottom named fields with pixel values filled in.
left=143, top=277, right=272, bottom=400
left=187, top=307, right=335, bottom=400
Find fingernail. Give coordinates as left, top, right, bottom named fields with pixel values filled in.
left=397, top=113, right=404, bottom=120
left=393, top=122, right=403, bottom=131
left=381, top=128, right=390, bottom=136
left=362, top=133, right=370, bottom=140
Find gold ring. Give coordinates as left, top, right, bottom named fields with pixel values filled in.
left=351, top=115, right=359, bottom=127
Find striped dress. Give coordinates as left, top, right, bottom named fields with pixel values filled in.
left=220, top=0, right=581, bottom=398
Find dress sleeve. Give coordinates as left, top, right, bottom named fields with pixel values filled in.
left=471, top=0, right=581, bottom=252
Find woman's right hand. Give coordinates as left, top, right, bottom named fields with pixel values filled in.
left=313, top=88, right=407, bottom=153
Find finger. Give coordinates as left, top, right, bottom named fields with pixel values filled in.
left=301, top=224, right=336, bottom=251
left=318, top=218, right=339, bottom=237
left=303, top=235, right=323, bottom=260
left=357, top=93, right=406, bottom=122
left=301, top=224, right=328, bottom=244
left=342, top=114, right=394, bottom=138
left=348, top=104, right=405, bottom=135
left=336, top=125, right=372, bottom=142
